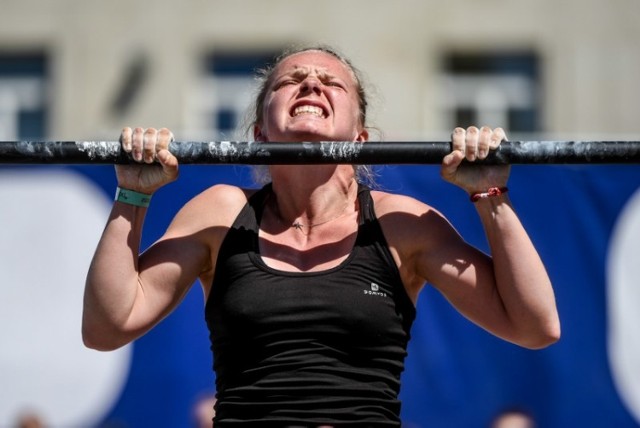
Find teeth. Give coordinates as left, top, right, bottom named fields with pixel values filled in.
left=293, top=105, right=324, bottom=117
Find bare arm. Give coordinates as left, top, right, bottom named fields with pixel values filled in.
left=82, top=194, right=214, bottom=350
left=383, top=126, right=560, bottom=349
left=82, top=127, right=224, bottom=351
left=472, top=193, right=559, bottom=348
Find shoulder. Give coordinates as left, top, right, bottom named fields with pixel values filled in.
left=191, top=183, right=255, bottom=210
left=369, top=189, right=461, bottom=259
left=168, top=184, right=258, bottom=234
left=370, top=190, right=437, bottom=219
left=369, top=190, right=471, bottom=298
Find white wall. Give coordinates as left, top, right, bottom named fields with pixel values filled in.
left=0, top=0, right=638, bottom=140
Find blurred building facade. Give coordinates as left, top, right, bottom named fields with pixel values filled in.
left=1, top=0, right=638, bottom=142
left=2, top=2, right=640, bottom=427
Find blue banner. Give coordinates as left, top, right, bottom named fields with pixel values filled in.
left=1, top=163, right=638, bottom=428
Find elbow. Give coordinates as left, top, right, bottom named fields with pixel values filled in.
left=519, top=321, right=561, bottom=350
left=82, top=335, right=120, bottom=352
left=522, top=332, right=560, bottom=350
left=82, top=323, right=131, bottom=352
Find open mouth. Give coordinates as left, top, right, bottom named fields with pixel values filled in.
left=291, top=104, right=327, bottom=118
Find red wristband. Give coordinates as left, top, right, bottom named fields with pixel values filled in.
left=470, top=186, right=508, bottom=202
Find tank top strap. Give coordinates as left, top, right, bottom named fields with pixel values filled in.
left=355, top=185, right=402, bottom=277
left=245, top=183, right=273, bottom=231
left=356, top=184, right=374, bottom=225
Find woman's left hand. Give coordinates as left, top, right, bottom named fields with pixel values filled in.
left=441, top=126, right=511, bottom=194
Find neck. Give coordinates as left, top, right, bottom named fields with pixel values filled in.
left=269, top=165, right=357, bottom=226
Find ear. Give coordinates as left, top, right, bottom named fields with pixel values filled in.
left=254, top=125, right=268, bottom=142
left=355, top=128, right=369, bottom=142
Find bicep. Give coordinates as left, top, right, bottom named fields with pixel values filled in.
left=410, top=213, right=513, bottom=338
left=124, top=190, right=224, bottom=332
left=127, top=184, right=247, bottom=330
left=121, top=230, right=211, bottom=334
left=142, top=233, right=210, bottom=301
left=378, top=192, right=519, bottom=341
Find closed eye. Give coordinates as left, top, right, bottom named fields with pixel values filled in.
left=324, top=80, right=346, bottom=90
left=273, top=79, right=299, bottom=90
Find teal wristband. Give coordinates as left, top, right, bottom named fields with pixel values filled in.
left=115, top=187, right=152, bottom=208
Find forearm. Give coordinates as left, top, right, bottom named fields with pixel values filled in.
left=82, top=202, right=147, bottom=349
left=475, top=194, right=560, bottom=348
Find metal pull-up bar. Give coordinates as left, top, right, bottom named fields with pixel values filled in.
left=0, top=140, right=639, bottom=165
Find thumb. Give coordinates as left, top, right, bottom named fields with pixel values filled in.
left=157, top=149, right=179, bottom=181
left=440, top=150, right=463, bottom=182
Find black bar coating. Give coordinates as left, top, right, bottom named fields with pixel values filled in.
left=0, top=140, right=639, bottom=164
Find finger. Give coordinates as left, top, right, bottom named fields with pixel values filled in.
left=490, top=127, right=507, bottom=150
left=157, top=149, right=179, bottom=181
left=451, top=127, right=466, bottom=153
left=156, top=128, right=174, bottom=151
left=465, top=126, right=479, bottom=161
left=440, top=150, right=464, bottom=182
left=120, top=127, right=133, bottom=153
left=132, top=127, right=145, bottom=162
left=477, top=126, right=492, bottom=159
left=143, top=127, right=158, bottom=164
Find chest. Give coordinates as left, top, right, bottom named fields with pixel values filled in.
left=257, top=212, right=360, bottom=272
left=209, top=244, right=412, bottom=348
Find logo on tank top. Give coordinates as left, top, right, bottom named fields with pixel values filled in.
left=363, top=282, right=387, bottom=297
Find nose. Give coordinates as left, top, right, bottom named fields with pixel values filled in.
left=300, top=77, right=322, bottom=95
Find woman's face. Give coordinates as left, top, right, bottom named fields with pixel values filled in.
left=254, top=50, right=368, bottom=143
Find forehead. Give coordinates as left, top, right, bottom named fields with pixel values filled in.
left=273, top=50, right=355, bottom=80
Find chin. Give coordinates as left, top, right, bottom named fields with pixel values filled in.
left=281, top=128, right=333, bottom=142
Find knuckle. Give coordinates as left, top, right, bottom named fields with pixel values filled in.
left=143, top=135, right=155, bottom=150
left=451, top=127, right=466, bottom=147
left=158, top=127, right=173, bottom=140
left=493, top=128, right=507, bottom=143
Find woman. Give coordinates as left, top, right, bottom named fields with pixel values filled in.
left=83, top=46, right=560, bottom=426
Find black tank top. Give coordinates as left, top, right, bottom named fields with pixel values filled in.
left=205, top=184, right=416, bottom=427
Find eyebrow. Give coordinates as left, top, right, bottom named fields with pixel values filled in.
left=280, top=66, right=345, bottom=82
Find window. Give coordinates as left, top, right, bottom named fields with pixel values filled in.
left=190, top=51, right=278, bottom=139
left=440, top=52, right=540, bottom=133
left=0, top=54, right=48, bottom=140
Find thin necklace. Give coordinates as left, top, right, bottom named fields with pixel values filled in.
left=292, top=206, right=349, bottom=231
left=275, top=199, right=352, bottom=235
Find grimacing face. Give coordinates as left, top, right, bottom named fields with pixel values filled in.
left=254, top=50, right=368, bottom=143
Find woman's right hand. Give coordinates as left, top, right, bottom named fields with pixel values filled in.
left=115, top=127, right=179, bottom=194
